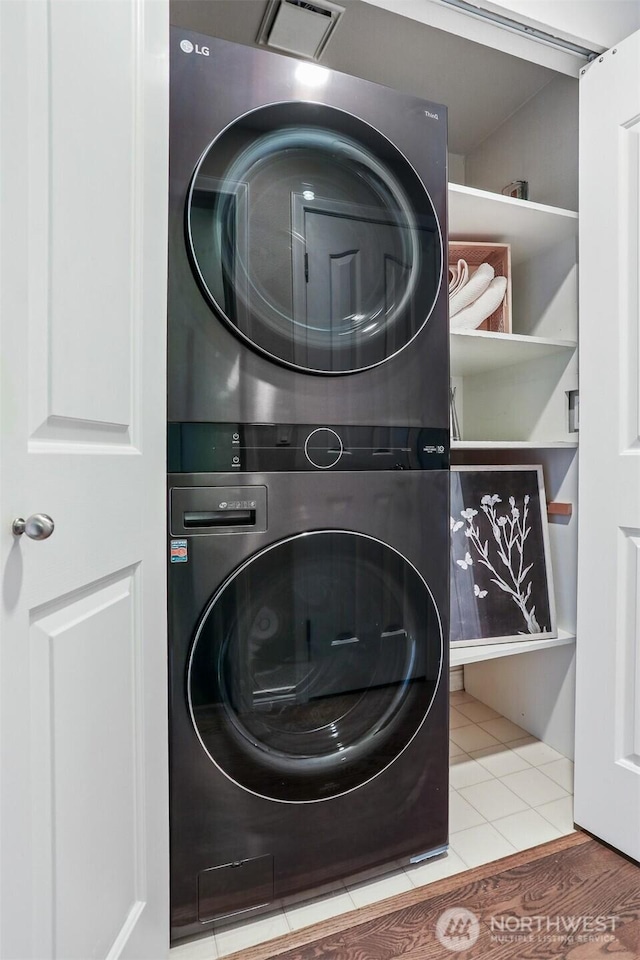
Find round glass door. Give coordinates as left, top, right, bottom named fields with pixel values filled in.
left=187, top=103, right=442, bottom=374
left=188, top=531, right=443, bottom=802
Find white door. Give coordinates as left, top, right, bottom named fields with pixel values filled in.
left=575, top=29, right=640, bottom=860
left=0, top=2, right=169, bottom=958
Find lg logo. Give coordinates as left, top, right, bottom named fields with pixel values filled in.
left=180, top=39, right=210, bottom=56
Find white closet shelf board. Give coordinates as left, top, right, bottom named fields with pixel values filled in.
left=452, top=440, right=579, bottom=450
left=448, top=184, right=578, bottom=264
left=450, top=629, right=576, bottom=667
left=451, top=329, right=577, bottom=376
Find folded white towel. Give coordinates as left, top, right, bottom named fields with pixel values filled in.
left=450, top=262, right=494, bottom=317
left=448, top=259, right=469, bottom=296
left=451, top=276, right=508, bottom=331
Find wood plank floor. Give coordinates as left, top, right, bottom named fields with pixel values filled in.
left=226, top=833, right=640, bottom=960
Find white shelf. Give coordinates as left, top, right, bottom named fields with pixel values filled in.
left=448, top=183, right=578, bottom=265
left=450, top=629, right=576, bottom=667
left=451, top=329, right=576, bottom=377
left=452, top=440, right=578, bottom=450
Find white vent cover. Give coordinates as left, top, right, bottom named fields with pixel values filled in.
left=257, top=0, right=345, bottom=60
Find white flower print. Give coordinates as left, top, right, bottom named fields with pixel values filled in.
left=452, top=490, right=542, bottom=634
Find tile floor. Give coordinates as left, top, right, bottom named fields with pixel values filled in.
left=170, top=690, right=575, bottom=959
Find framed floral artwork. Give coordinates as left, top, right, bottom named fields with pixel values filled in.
left=450, top=466, right=557, bottom=647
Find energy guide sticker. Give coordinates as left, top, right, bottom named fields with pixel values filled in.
left=171, top=539, right=188, bottom=563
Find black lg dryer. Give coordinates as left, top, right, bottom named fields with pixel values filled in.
left=168, top=424, right=449, bottom=942
left=168, top=30, right=448, bottom=427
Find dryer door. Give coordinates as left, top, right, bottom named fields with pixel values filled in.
left=187, top=103, right=442, bottom=375
left=188, top=530, right=443, bottom=802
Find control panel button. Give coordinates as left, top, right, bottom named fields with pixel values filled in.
left=304, top=428, right=343, bottom=469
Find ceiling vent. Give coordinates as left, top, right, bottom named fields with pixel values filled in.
left=257, top=0, right=345, bottom=60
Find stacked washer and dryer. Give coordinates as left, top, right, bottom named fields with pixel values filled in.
left=167, top=29, right=450, bottom=943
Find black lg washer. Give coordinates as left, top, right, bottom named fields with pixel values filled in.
left=168, top=30, right=448, bottom=426
left=168, top=425, right=449, bottom=942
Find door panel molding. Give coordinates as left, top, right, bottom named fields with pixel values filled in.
left=27, top=0, right=143, bottom=446
left=30, top=572, right=143, bottom=959
left=617, top=528, right=640, bottom=765
left=619, top=116, right=640, bottom=451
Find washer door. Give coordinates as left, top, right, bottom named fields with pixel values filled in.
left=188, top=531, right=443, bottom=802
left=187, top=103, right=442, bottom=374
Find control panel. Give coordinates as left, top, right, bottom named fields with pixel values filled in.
left=168, top=423, right=449, bottom=472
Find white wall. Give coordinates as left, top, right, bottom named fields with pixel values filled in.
left=448, top=152, right=466, bottom=184
left=465, top=643, right=576, bottom=758
left=465, top=73, right=578, bottom=210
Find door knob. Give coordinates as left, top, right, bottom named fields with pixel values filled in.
left=12, top=514, right=55, bottom=540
